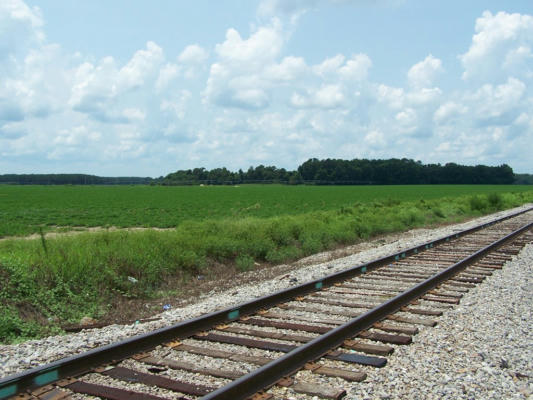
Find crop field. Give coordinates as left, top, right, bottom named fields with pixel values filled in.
left=1, top=184, right=533, bottom=343
left=2, top=184, right=533, bottom=237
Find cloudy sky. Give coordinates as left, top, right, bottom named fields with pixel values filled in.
left=1, top=0, right=532, bottom=177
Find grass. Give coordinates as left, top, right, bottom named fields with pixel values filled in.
left=0, top=186, right=532, bottom=343
left=2, top=184, right=533, bottom=237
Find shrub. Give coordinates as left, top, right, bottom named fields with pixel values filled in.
left=487, top=192, right=503, bottom=209
left=235, top=254, right=255, bottom=272
left=398, top=207, right=424, bottom=227
left=301, top=235, right=323, bottom=255
left=469, top=195, right=487, bottom=212
left=265, top=219, right=295, bottom=246
left=204, top=236, right=241, bottom=260
left=265, top=246, right=302, bottom=264
left=0, top=306, right=42, bottom=343
left=432, top=207, right=445, bottom=218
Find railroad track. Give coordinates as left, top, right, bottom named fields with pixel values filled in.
left=2, top=207, right=533, bottom=400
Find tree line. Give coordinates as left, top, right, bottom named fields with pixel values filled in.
left=514, top=173, right=533, bottom=185
left=162, top=158, right=516, bottom=185
left=163, top=166, right=299, bottom=185
left=0, top=174, right=154, bottom=185
left=0, top=159, right=522, bottom=186
left=296, top=158, right=515, bottom=184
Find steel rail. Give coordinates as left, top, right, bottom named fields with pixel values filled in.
left=201, top=218, right=533, bottom=399
left=0, top=206, right=531, bottom=399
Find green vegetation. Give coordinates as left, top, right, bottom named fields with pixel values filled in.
left=0, top=173, right=154, bottom=185
left=514, top=173, right=533, bottom=185
left=163, top=159, right=515, bottom=184
left=0, top=186, right=532, bottom=343
left=2, top=184, right=533, bottom=238
left=2, top=159, right=521, bottom=186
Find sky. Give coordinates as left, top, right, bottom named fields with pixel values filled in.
left=1, top=0, right=532, bottom=177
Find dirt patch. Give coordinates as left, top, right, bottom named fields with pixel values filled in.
left=15, top=302, right=49, bottom=326
left=0, top=226, right=174, bottom=242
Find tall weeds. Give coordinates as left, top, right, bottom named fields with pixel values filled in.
left=1, top=190, right=532, bottom=342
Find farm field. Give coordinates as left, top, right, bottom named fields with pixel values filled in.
left=1, top=184, right=533, bottom=343
left=2, top=184, right=533, bottom=238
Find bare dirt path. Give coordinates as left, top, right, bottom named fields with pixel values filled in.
left=0, top=226, right=174, bottom=242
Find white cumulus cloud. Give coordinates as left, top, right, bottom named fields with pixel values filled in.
left=0, top=0, right=44, bottom=58
left=408, top=55, right=443, bottom=88
left=117, top=41, right=164, bottom=90
left=178, top=44, right=209, bottom=64
left=313, top=53, right=371, bottom=81
left=264, top=56, right=308, bottom=81
left=155, top=63, right=180, bottom=92
left=291, top=84, right=345, bottom=109
left=313, top=54, right=345, bottom=77
left=215, top=23, right=284, bottom=67
left=70, top=41, right=164, bottom=119
left=160, top=90, right=192, bottom=120
left=339, top=54, right=372, bottom=81
left=433, top=101, right=468, bottom=124
left=365, top=129, right=386, bottom=147
left=469, top=77, right=526, bottom=121
left=460, top=11, right=533, bottom=81
left=376, top=84, right=404, bottom=109
left=406, top=87, right=442, bottom=106
left=205, top=21, right=288, bottom=109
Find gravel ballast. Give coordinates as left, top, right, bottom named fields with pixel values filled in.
left=344, top=242, right=533, bottom=400
left=1, top=205, right=532, bottom=399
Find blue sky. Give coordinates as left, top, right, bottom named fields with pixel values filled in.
left=1, top=0, right=532, bottom=176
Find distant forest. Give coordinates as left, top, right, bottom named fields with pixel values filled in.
left=1, top=158, right=526, bottom=185
left=0, top=174, right=154, bottom=185
left=163, top=159, right=516, bottom=185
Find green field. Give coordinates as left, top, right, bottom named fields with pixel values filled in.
left=1, top=184, right=532, bottom=343
left=2, top=184, right=533, bottom=237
